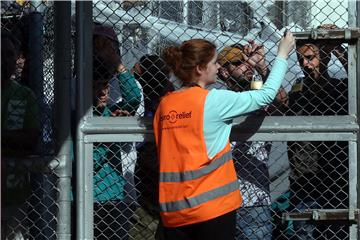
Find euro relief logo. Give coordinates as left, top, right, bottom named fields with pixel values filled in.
left=160, top=110, right=192, bottom=124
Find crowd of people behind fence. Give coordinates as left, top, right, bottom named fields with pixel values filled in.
left=1, top=20, right=349, bottom=240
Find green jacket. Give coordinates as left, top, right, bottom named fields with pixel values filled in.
left=93, top=106, right=125, bottom=202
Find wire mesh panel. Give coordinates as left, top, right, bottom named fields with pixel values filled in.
left=86, top=1, right=357, bottom=240
left=88, top=140, right=347, bottom=240
left=1, top=1, right=59, bottom=239
left=90, top=140, right=161, bottom=240
left=91, top=0, right=350, bottom=111
left=86, top=138, right=351, bottom=240
left=268, top=141, right=349, bottom=240
left=91, top=141, right=158, bottom=240
left=2, top=157, right=58, bottom=240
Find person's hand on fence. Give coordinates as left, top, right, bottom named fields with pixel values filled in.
left=277, top=31, right=295, bottom=59
left=242, top=40, right=267, bottom=77
left=317, top=24, right=342, bottom=55
left=317, top=23, right=338, bottom=30
left=111, top=109, right=130, bottom=116
left=265, top=87, right=289, bottom=115
left=218, top=67, right=230, bottom=80
left=316, top=24, right=347, bottom=71
left=131, top=62, right=141, bottom=75
left=275, top=87, right=289, bottom=107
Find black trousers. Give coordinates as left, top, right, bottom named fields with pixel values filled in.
left=163, top=210, right=236, bottom=240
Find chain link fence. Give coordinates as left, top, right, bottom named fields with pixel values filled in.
left=89, top=1, right=356, bottom=240
left=1, top=1, right=59, bottom=239
left=2, top=1, right=359, bottom=240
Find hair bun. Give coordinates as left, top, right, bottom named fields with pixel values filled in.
left=162, top=39, right=216, bottom=84
left=163, top=46, right=182, bottom=73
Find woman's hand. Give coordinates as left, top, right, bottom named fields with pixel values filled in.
left=277, top=30, right=295, bottom=59
left=243, top=41, right=268, bottom=77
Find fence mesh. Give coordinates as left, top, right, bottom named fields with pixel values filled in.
left=1, top=1, right=58, bottom=239
left=91, top=1, right=352, bottom=239
left=89, top=139, right=349, bottom=240
left=1, top=0, right=357, bottom=239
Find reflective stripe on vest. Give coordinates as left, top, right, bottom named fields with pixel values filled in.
left=160, top=180, right=239, bottom=212
left=159, top=151, right=232, bottom=182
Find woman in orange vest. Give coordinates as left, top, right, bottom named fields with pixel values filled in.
left=153, top=32, right=295, bottom=240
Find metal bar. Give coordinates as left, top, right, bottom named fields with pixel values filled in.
left=358, top=2, right=360, bottom=238
left=80, top=116, right=358, bottom=134
left=54, top=2, right=72, bottom=240
left=83, top=143, right=94, bottom=240
left=75, top=1, right=93, bottom=240
left=80, top=115, right=358, bottom=142
left=231, top=116, right=359, bottom=133
left=283, top=209, right=359, bottom=223
left=83, top=132, right=356, bottom=143
left=349, top=140, right=358, bottom=239
left=75, top=3, right=93, bottom=119
left=231, top=132, right=356, bottom=142
left=81, top=117, right=150, bottom=134
left=348, top=1, right=360, bottom=239
left=84, top=134, right=149, bottom=143
left=292, top=28, right=360, bottom=42
left=348, top=44, right=358, bottom=117
left=28, top=2, right=54, bottom=239
left=349, top=46, right=358, bottom=239
left=28, top=9, right=46, bottom=151
left=76, top=124, right=85, bottom=240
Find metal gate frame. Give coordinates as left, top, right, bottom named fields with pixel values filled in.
left=73, top=1, right=360, bottom=239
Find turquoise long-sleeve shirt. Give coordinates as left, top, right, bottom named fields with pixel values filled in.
left=93, top=106, right=125, bottom=202
left=204, top=57, right=288, bottom=158
left=111, top=70, right=142, bottom=113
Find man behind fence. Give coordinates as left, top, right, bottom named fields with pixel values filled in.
left=1, top=31, right=40, bottom=158
left=1, top=29, right=42, bottom=239
left=287, top=24, right=348, bottom=239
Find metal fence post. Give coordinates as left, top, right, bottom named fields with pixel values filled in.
left=347, top=1, right=359, bottom=239
left=54, top=1, right=72, bottom=240
left=29, top=0, right=47, bottom=152
left=29, top=1, right=57, bottom=239
left=356, top=2, right=360, bottom=239
left=75, top=1, right=93, bottom=239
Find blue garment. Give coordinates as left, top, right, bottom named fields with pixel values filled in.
left=93, top=106, right=126, bottom=202
left=204, top=57, right=288, bottom=158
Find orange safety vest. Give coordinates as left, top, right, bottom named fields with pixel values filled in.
left=153, top=87, right=242, bottom=227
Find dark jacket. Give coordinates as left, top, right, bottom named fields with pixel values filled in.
left=287, top=75, right=348, bottom=208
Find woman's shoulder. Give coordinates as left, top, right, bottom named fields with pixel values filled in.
left=205, top=89, right=239, bottom=110
left=207, top=88, right=237, bottom=99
